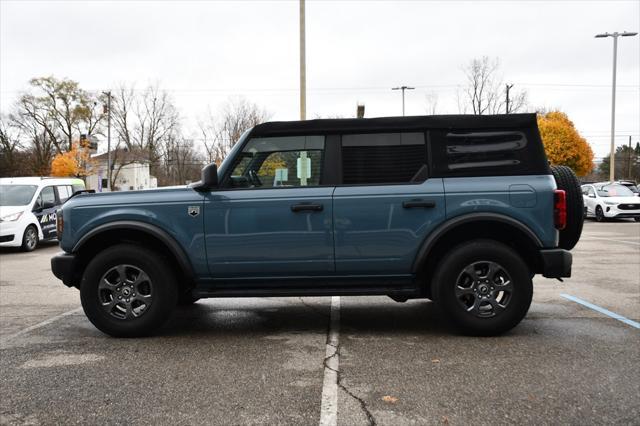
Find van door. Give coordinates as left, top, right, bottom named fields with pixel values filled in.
left=32, top=186, right=58, bottom=240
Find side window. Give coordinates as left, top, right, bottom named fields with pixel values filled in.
left=341, top=132, right=427, bottom=185
left=587, top=187, right=595, bottom=197
left=444, top=131, right=527, bottom=172
left=57, top=185, right=71, bottom=203
left=227, top=135, right=325, bottom=188
left=38, top=187, right=56, bottom=209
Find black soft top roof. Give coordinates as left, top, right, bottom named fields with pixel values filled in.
left=251, top=113, right=537, bottom=137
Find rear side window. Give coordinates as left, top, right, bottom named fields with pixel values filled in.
left=56, top=185, right=72, bottom=202
left=430, top=128, right=549, bottom=177
left=341, top=132, right=427, bottom=185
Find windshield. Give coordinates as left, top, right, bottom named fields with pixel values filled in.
left=0, top=185, right=38, bottom=206
left=596, top=184, right=635, bottom=197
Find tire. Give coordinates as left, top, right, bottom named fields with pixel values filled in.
left=80, top=244, right=178, bottom=337
left=21, top=225, right=38, bottom=252
left=595, top=205, right=605, bottom=222
left=432, top=239, right=533, bottom=336
left=550, top=165, right=584, bottom=250
left=634, top=217, right=640, bottom=222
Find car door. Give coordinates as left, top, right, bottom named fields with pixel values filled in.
left=332, top=132, right=446, bottom=276
left=204, top=135, right=335, bottom=278
left=32, top=186, right=58, bottom=240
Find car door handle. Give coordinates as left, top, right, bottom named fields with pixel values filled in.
left=402, top=199, right=436, bottom=209
left=291, top=203, right=324, bottom=212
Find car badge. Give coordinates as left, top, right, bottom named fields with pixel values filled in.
left=188, top=206, right=200, bottom=217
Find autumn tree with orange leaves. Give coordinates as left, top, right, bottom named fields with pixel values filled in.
left=537, top=111, right=594, bottom=176
left=50, top=141, right=96, bottom=178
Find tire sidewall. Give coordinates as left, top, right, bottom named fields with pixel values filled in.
left=595, top=205, right=604, bottom=222
left=433, top=240, right=533, bottom=336
left=80, top=244, right=177, bottom=337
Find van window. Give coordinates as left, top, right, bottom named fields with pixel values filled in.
left=340, top=132, right=426, bottom=184
left=57, top=185, right=72, bottom=202
left=34, top=186, right=56, bottom=210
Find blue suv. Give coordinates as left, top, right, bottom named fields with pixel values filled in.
left=51, top=114, right=582, bottom=337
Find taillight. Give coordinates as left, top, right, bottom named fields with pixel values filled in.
left=56, top=209, right=64, bottom=236
left=554, top=190, right=567, bottom=230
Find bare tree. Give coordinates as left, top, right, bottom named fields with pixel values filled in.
left=110, top=83, right=181, bottom=182
left=461, top=56, right=527, bottom=115
left=424, top=92, right=439, bottom=115
left=198, top=97, right=270, bottom=165
left=0, top=114, right=23, bottom=176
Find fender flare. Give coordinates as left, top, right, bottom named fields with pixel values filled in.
left=411, top=212, right=543, bottom=273
left=72, top=220, right=195, bottom=280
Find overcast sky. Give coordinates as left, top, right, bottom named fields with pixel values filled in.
left=1, top=0, right=639, bottom=158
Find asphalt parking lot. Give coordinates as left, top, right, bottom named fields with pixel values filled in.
left=1, top=221, right=638, bottom=425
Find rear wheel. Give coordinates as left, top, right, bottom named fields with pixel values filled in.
left=80, top=244, right=177, bottom=337
left=634, top=217, right=640, bottom=222
left=432, top=240, right=533, bottom=336
left=21, top=225, right=38, bottom=252
left=550, top=165, right=584, bottom=249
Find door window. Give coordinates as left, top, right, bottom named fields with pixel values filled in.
left=34, top=186, right=56, bottom=210
left=340, top=132, right=427, bottom=184
left=227, top=136, right=325, bottom=188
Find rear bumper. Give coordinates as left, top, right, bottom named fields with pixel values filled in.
left=540, top=249, right=572, bottom=278
left=51, top=252, right=79, bottom=288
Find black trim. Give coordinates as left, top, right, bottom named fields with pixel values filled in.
left=51, top=252, right=77, bottom=287
left=72, top=221, right=195, bottom=280
left=540, top=249, right=572, bottom=278
left=0, top=234, right=14, bottom=243
left=411, top=213, right=543, bottom=273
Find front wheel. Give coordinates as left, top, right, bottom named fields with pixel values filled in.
left=21, top=225, right=38, bottom=252
left=432, top=240, right=533, bottom=336
left=80, top=244, right=178, bottom=337
left=595, top=205, right=605, bottom=222
left=634, top=217, right=640, bottom=222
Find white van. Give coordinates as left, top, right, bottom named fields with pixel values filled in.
left=0, top=177, right=86, bottom=251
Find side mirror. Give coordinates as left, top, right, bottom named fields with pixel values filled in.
left=191, top=163, right=218, bottom=192
left=589, top=194, right=596, bottom=198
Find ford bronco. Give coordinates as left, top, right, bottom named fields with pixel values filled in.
left=51, top=114, right=583, bottom=337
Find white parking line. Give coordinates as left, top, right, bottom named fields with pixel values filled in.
left=560, top=294, right=640, bottom=329
left=0, top=307, right=83, bottom=345
left=319, top=296, right=340, bottom=426
left=581, top=236, right=640, bottom=246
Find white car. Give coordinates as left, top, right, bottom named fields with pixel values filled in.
left=0, top=177, right=86, bottom=251
left=581, top=183, right=640, bottom=222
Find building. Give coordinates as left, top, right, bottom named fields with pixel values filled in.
left=86, top=149, right=157, bottom=192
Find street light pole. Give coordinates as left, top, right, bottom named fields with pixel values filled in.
left=392, top=86, right=414, bottom=116
left=595, top=31, right=638, bottom=182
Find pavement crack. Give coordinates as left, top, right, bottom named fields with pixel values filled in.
left=323, top=341, right=377, bottom=426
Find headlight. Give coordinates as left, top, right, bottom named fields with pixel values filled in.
left=603, top=200, right=617, bottom=205
left=0, top=211, right=23, bottom=222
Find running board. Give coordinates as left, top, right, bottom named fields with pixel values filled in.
left=193, top=285, right=420, bottom=298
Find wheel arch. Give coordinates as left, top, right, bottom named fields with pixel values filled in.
left=69, top=221, right=195, bottom=289
left=412, top=213, right=544, bottom=298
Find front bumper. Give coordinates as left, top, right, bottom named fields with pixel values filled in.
left=603, top=204, right=640, bottom=218
left=540, top=249, right=572, bottom=278
left=51, top=252, right=79, bottom=288
left=0, top=221, right=22, bottom=247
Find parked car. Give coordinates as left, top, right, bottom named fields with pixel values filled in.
left=582, top=182, right=640, bottom=222
left=51, top=114, right=583, bottom=337
left=615, top=180, right=640, bottom=196
left=0, top=177, right=85, bottom=251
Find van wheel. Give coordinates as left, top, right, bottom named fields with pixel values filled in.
left=80, top=244, right=177, bottom=337
left=21, top=225, right=38, bottom=252
left=550, top=165, right=584, bottom=250
left=432, top=240, right=533, bottom=336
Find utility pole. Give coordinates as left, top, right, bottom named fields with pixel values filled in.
left=505, top=83, right=514, bottom=114
left=102, top=91, right=112, bottom=191
left=595, top=31, right=638, bottom=182
left=391, top=86, right=414, bottom=116
left=299, top=0, right=306, bottom=121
